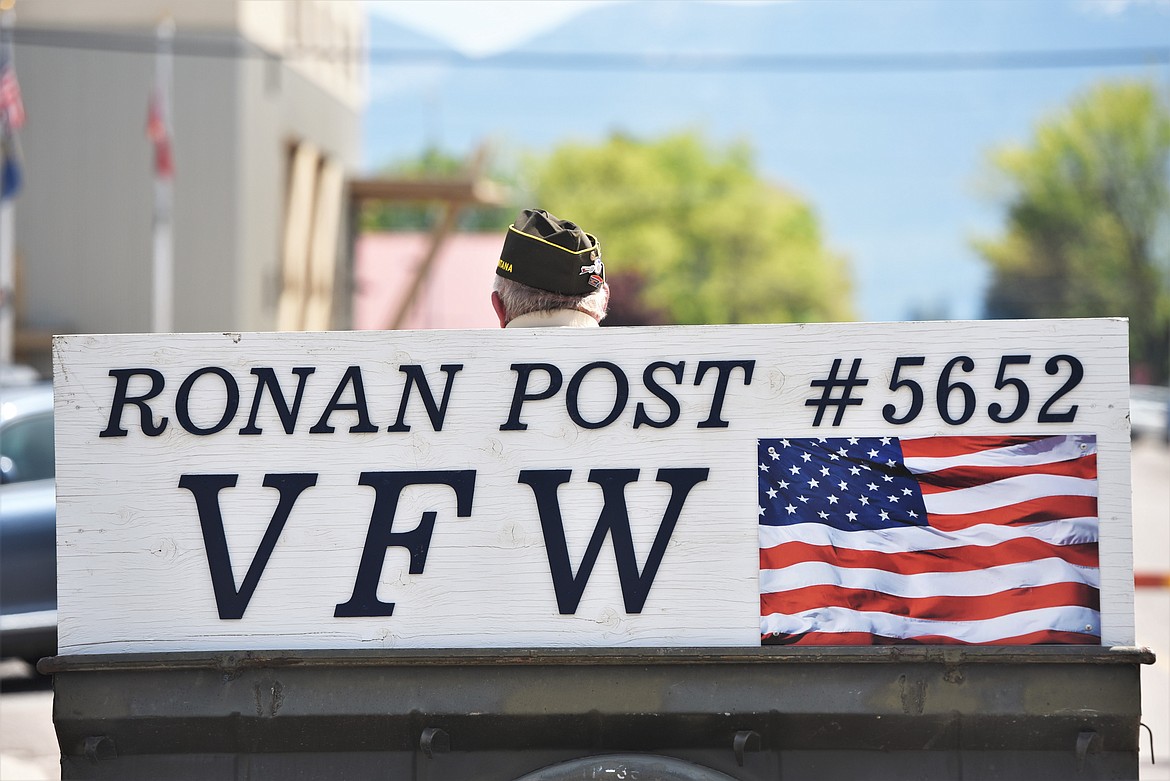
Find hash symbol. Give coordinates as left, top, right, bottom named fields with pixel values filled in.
left=805, top=358, right=869, bottom=426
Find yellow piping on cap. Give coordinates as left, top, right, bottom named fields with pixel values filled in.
left=507, top=224, right=596, bottom=255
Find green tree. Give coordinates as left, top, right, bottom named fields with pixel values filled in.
left=526, top=131, right=854, bottom=325
left=974, top=80, right=1170, bottom=383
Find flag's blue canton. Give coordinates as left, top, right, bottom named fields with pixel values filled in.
left=758, top=437, right=929, bottom=532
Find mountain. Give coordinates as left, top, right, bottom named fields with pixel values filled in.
left=362, top=0, right=1170, bottom=321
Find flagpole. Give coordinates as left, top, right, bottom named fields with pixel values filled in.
left=151, top=17, right=174, bottom=334
left=0, top=191, right=12, bottom=366
left=0, top=6, right=15, bottom=365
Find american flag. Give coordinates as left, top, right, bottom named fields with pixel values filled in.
left=0, top=52, right=25, bottom=131
left=758, top=435, right=1099, bottom=645
left=146, top=86, right=173, bottom=179
left=0, top=50, right=23, bottom=200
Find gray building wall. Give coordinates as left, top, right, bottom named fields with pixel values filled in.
left=9, top=1, right=362, bottom=369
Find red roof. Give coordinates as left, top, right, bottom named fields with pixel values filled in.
left=354, top=232, right=502, bottom=330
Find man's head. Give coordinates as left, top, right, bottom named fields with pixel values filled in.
left=491, top=209, right=609, bottom=328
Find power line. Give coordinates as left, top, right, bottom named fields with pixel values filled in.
left=12, top=26, right=1170, bottom=73
left=382, top=47, right=1170, bottom=73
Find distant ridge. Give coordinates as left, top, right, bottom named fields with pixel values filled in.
left=363, top=0, right=1170, bottom=321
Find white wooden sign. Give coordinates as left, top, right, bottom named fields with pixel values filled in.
left=53, top=319, right=1133, bottom=654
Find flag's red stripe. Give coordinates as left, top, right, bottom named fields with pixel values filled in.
left=927, top=494, right=1098, bottom=531
left=763, top=629, right=1100, bottom=646
left=760, top=538, right=1098, bottom=574
left=900, top=435, right=1045, bottom=458
left=760, top=582, right=1100, bottom=622
left=915, top=454, right=1097, bottom=494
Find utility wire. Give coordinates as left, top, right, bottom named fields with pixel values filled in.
left=12, top=26, right=1170, bottom=73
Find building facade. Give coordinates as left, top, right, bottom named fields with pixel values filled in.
left=9, top=0, right=364, bottom=372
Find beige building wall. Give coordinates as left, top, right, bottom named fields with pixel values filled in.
left=10, top=0, right=364, bottom=370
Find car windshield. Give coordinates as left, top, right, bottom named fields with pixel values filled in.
left=0, top=412, right=55, bottom=484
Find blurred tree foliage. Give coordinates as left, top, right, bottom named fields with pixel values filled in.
left=526, top=131, right=854, bottom=325
left=974, top=80, right=1170, bottom=383
left=359, top=146, right=515, bottom=232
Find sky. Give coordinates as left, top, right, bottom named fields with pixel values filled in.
left=365, top=0, right=1140, bottom=57
left=361, top=0, right=1170, bottom=323
left=366, top=1, right=618, bottom=58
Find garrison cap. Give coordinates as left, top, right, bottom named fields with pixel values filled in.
left=496, top=208, right=604, bottom=296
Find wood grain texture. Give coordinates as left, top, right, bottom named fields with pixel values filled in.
left=52, top=319, right=1133, bottom=653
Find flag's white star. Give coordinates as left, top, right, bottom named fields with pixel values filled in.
left=818, top=511, right=830, bottom=519
left=848, top=437, right=860, bottom=445
left=769, top=449, right=781, bottom=461
left=882, top=474, right=894, bottom=482
left=838, top=480, right=849, bottom=491
left=846, top=510, right=858, bottom=522
left=902, top=487, right=913, bottom=496
left=798, top=495, right=810, bottom=503
left=879, top=510, right=890, bottom=521
left=808, top=478, right=820, bottom=488
left=829, top=452, right=840, bottom=461
left=778, top=480, right=789, bottom=490
left=827, top=495, right=839, bottom=505
left=766, top=487, right=778, bottom=499
left=820, top=466, right=830, bottom=476
left=880, top=437, right=892, bottom=445
left=785, top=504, right=797, bottom=515
left=887, top=495, right=899, bottom=503
left=866, top=482, right=879, bottom=491
left=759, top=506, right=766, bottom=516
left=780, top=439, right=791, bottom=448
left=849, top=466, right=862, bottom=476
left=801, top=452, right=813, bottom=462
left=816, top=437, right=828, bottom=443
left=867, top=449, right=879, bottom=458
left=908, top=510, right=918, bottom=518
left=837, top=447, right=849, bottom=457
left=759, top=463, right=769, bottom=472
left=790, top=465, right=801, bottom=475
left=859, top=496, right=870, bottom=506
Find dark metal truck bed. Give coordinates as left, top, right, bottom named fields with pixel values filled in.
left=42, top=645, right=1154, bottom=781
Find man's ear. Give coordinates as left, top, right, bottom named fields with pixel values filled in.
left=491, top=290, right=508, bottom=328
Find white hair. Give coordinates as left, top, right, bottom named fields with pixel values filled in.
left=493, top=275, right=609, bottom=324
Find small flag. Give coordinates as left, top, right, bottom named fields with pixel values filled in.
left=0, top=133, right=19, bottom=199
left=0, top=52, right=25, bottom=131
left=0, top=50, right=23, bottom=200
left=146, top=86, right=173, bottom=179
left=758, top=435, right=1100, bottom=645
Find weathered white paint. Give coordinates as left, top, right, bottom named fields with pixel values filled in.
left=52, top=320, right=1133, bottom=653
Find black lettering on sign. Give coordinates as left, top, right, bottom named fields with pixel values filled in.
left=695, top=360, right=755, bottom=428
left=100, top=368, right=168, bottom=437
left=334, top=470, right=476, bottom=618
left=566, top=361, right=629, bottom=430
left=1038, top=354, right=1083, bottom=423
left=176, top=366, right=240, bottom=435
left=518, top=467, right=709, bottom=614
left=633, top=361, right=685, bottom=429
left=386, top=364, right=464, bottom=433
left=239, top=367, right=317, bottom=435
left=500, top=363, right=563, bottom=431
left=310, top=366, right=378, bottom=434
left=179, top=473, right=318, bottom=620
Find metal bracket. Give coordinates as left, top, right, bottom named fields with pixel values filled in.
left=1075, top=730, right=1099, bottom=772
left=420, top=727, right=450, bottom=759
left=1140, top=723, right=1156, bottom=765
left=83, top=736, right=117, bottom=762
left=733, top=730, right=761, bottom=767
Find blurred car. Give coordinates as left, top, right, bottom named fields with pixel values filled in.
left=0, top=379, right=57, bottom=664
left=1130, top=384, right=1169, bottom=444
